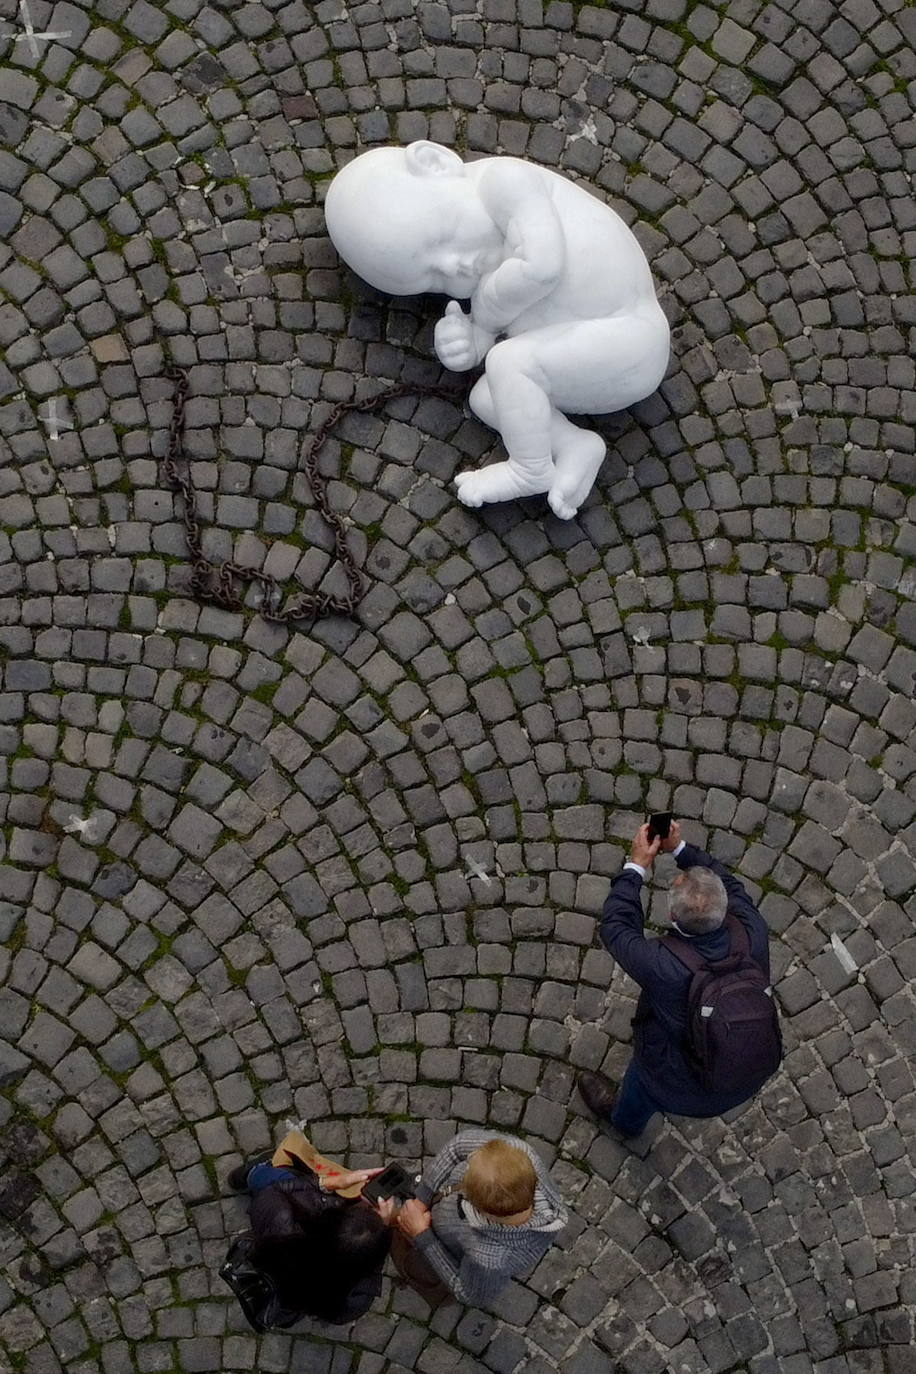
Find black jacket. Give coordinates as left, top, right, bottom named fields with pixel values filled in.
left=599, top=843, right=772, bottom=1115
left=249, top=1171, right=382, bottom=1324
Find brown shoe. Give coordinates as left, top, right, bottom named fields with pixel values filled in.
left=576, top=1070, right=618, bottom=1122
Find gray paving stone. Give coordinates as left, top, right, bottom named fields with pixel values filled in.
left=1, top=2, right=913, bottom=1370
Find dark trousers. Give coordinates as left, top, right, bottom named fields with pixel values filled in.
left=390, top=1231, right=451, bottom=1309
left=610, top=1061, right=663, bottom=1137
left=246, top=1163, right=298, bottom=1192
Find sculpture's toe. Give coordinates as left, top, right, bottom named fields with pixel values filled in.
left=548, top=432, right=606, bottom=520
left=454, top=468, right=497, bottom=506
left=547, top=490, right=578, bottom=520
left=455, top=470, right=485, bottom=506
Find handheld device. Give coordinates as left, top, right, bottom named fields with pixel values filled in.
left=647, top=812, right=672, bottom=842
left=362, top=1162, right=416, bottom=1206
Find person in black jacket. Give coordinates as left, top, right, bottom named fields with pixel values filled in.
left=577, top=819, right=775, bottom=1138
left=228, top=1156, right=391, bottom=1324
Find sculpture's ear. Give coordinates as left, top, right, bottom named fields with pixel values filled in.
left=404, top=141, right=464, bottom=178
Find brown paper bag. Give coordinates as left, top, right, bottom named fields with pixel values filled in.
left=271, top=1129, right=364, bottom=1199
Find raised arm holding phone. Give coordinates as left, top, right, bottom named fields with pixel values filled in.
left=577, top=817, right=782, bottom=1139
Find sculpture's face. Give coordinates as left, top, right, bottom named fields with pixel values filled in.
left=345, top=180, right=502, bottom=298
left=325, top=152, right=502, bottom=298
left=416, top=232, right=486, bottom=298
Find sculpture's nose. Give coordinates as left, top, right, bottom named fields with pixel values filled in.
left=440, top=252, right=474, bottom=278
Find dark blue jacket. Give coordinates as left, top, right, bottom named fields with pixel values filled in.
left=599, top=844, right=772, bottom=1116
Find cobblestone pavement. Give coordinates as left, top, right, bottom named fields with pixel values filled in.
left=1, top=1, right=915, bottom=1372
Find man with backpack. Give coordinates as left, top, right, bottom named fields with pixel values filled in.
left=577, top=820, right=782, bottom=1138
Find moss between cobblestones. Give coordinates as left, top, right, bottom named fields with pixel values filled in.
left=147, top=237, right=168, bottom=266
left=4, top=914, right=27, bottom=955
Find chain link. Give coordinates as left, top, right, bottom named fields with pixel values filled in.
left=162, top=366, right=462, bottom=625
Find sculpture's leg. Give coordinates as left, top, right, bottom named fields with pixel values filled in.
left=538, top=309, right=667, bottom=517
left=463, top=377, right=603, bottom=518
left=467, top=373, right=498, bottom=427
left=458, top=312, right=668, bottom=513
left=455, top=345, right=555, bottom=508
left=546, top=413, right=606, bottom=521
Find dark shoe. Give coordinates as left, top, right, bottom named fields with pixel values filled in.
left=226, top=1151, right=273, bottom=1191
left=576, top=1070, right=618, bottom=1122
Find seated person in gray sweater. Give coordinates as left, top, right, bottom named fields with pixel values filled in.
left=379, top=1129, right=567, bottom=1307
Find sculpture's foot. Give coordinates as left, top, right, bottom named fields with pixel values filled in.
left=547, top=431, right=606, bottom=520
left=454, top=459, right=554, bottom=508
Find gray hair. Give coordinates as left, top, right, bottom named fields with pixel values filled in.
left=669, top=868, right=727, bottom=935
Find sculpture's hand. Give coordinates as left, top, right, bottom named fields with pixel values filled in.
left=434, top=301, right=492, bottom=372
left=469, top=273, right=508, bottom=336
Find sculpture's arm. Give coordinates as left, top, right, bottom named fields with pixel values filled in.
left=471, top=164, right=565, bottom=335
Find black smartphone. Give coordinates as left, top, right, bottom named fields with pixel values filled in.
left=648, top=812, right=672, bottom=841
left=362, top=1162, right=416, bottom=1206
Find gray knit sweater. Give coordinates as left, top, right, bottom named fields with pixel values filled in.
left=411, top=1129, right=568, bottom=1306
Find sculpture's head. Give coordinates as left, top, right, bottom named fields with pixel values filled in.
left=324, top=141, right=502, bottom=298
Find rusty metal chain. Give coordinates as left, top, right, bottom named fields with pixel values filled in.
left=162, top=366, right=462, bottom=625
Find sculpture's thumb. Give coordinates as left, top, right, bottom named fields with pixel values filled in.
left=445, top=300, right=463, bottom=316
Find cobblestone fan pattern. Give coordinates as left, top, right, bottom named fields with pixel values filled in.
left=0, top=0, right=914, bottom=1371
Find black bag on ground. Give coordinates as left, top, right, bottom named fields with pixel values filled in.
left=219, top=1232, right=304, bottom=1332
left=664, top=913, right=783, bottom=1097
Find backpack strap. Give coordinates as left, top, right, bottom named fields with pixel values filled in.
left=723, top=911, right=750, bottom=955
left=662, top=929, right=709, bottom=974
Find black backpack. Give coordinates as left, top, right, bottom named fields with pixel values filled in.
left=664, top=913, right=782, bottom=1097
left=220, top=1232, right=305, bottom=1332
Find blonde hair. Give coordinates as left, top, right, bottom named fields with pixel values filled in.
left=462, top=1140, right=537, bottom=1217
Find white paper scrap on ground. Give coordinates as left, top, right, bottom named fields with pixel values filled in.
left=0, top=1, right=71, bottom=57
left=830, top=933, right=857, bottom=975
left=465, top=856, right=492, bottom=884
left=63, top=814, right=99, bottom=842
left=38, top=398, right=74, bottom=442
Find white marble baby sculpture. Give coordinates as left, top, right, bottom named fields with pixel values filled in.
left=324, top=141, right=670, bottom=520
